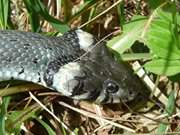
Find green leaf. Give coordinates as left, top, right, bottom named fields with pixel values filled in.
left=145, top=20, right=180, bottom=59
left=147, top=0, right=166, bottom=9
left=69, top=0, right=97, bottom=23
left=144, top=9, right=180, bottom=60
left=36, top=0, right=69, bottom=33
left=168, top=73, right=180, bottom=82
left=107, top=15, right=147, bottom=54
left=144, top=59, right=180, bottom=76
left=142, top=4, right=180, bottom=76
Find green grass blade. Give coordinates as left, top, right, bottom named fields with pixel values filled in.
left=69, top=0, right=98, bottom=23
left=6, top=111, right=22, bottom=134
left=35, top=117, right=56, bottom=135
left=117, top=0, right=125, bottom=29
left=0, top=0, right=9, bottom=29
left=6, top=104, right=41, bottom=133
left=24, top=0, right=41, bottom=32
left=0, top=96, right=11, bottom=134
left=36, top=0, right=69, bottom=33
left=23, top=0, right=69, bottom=33
left=165, top=90, right=175, bottom=116
left=157, top=124, right=168, bottom=134
left=156, top=90, right=175, bottom=134
left=62, top=0, right=72, bottom=22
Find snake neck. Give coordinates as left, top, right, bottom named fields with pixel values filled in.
left=62, top=29, right=97, bottom=52
left=42, top=29, right=97, bottom=92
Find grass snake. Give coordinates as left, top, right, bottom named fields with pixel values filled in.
left=0, top=29, right=149, bottom=104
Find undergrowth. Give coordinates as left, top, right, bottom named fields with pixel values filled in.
left=0, top=0, right=179, bottom=134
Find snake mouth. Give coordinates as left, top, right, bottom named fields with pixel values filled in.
left=70, top=89, right=101, bottom=101
left=94, top=80, right=139, bottom=104
left=94, top=91, right=136, bottom=104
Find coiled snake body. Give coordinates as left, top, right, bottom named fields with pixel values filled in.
left=0, top=29, right=148, bottom=103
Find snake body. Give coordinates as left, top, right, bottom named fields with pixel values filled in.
left=0, top=29, right=149, bottom=103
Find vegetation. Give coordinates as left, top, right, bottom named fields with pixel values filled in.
left=0, top=0, right=179, bottom=134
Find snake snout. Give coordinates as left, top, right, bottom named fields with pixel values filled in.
left=94, top=79, right=138, bottom=104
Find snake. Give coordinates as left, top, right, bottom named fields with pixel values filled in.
left=0, top=29, right=149, bottom=104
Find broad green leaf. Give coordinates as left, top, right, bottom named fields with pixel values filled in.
left=158, top=7, right=173, bottom=22
left=147, top=0, right=166, bottom=9
left=142, top=4, right=180, bottom=76
left=145, top=20, right=180, bottom=59
left=107, top=16, right=147, bottom=54
left=168, top=73, right=180, bottom=82
left=144, top=9, right=180, bottom=59
left=144, top=59, right=180, bottom=76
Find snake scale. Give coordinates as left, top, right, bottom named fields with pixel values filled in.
left=0, top=29, right=149, bottom=104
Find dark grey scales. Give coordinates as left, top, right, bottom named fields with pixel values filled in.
left=0, top=29, right=149, bottom=103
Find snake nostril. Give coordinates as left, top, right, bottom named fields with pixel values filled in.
left=129, top=90, right=133, bottom=96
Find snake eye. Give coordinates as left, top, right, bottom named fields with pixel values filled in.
left=104, top=80, right=119, bottom=93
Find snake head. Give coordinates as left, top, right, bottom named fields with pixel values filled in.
left=51, top=29, right=149, bottom=104
left=70, top=45, right=147, bottom=104
left=53, top=46, right=148, bottom=103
